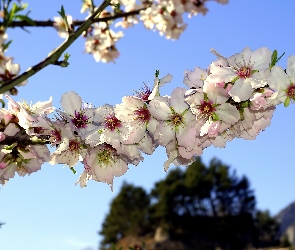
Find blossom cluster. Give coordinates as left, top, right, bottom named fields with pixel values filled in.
left=53, top=0, right=228, bottom=63
left=0, top=47, right=293, bottom=189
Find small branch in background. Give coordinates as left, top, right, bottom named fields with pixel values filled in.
left=0, top=8, right=146, bottom=28
left=0, top=0, right=111, bottom=94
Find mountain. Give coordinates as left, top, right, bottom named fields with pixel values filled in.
left=276, top=201, right=295, bottom=245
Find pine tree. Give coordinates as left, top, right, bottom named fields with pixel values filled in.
left=99, top=182, right=151, bottom=247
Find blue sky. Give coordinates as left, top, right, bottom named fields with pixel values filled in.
left=0, top=0, right=295, bottom=250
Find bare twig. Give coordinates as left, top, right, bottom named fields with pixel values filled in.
left=0, top=0, right=111, bottom=94
left=0, top=131, right=49, bottom=146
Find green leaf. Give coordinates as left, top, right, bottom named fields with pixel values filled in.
left=240, top=100, right=250, bottom=108
left=270, top=49, right=285, bottom=69
left=57, top=5, right=66, bottom=19
left=271, top=49, right=277, bottom=67
left=63, top=52, right=71, bottom=61
left=277, top=52, right=285, bottom=63
left=112, top=3, right=121, bottom=8
left=212, top=112, right=219, bottom=121
left=239, top=108, right=245, bottom=120
left=2, top=40, right=12, bottom=52
left=20, top=3, right=28, bottom=11
left=10, top=3, right=17, bottom=15
left=12, top=3, right=28, bottom=13
left=284, top=96, right=290, bottom=107
left=2, top=8, right=9, bottom=26
left=70, top=167, right=76, bottom=174
left=4, top=143, right=18, bottom=151
left=57, top=5, right=71, bottom=33
left=0, top=99, right=5, bottom=108
left=155, top=70, right=160, bottom=78
left=14, top=15, right=36, bottom=25
left=7, top=5, right=16, bottom=25
left=231, top=75, right=239, bottom=83
left=112, top=2, right=121, bottom=12
left=4, top=3, right=30, bottom=27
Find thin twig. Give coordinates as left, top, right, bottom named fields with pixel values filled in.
left=0, top=0, right=111, bottom=94
left=90, top=0, right=96, bottom=13
left=0, top=8, right=146, bottom=28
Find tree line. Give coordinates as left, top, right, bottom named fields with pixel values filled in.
left=99, top=157, right=287, bottom=250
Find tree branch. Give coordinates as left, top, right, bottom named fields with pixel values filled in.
left=0, top=8, right=146, bottom=28
left=0, top=0, right=111, bottom=94
left=0, top=131, right=49, bottom=146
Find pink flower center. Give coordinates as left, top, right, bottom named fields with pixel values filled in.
left=71, top=110, right=89, bottom=129
left=237, top=66, right=252, bottom=78
left=0, top=69, right=16, bottom=81
left=104, top=115, right=122, bottom=131
left=93, top=39, right=100, bottom=45
left=134, top=107, right=151, bottom=123
left=169, top=113, right=184, bottom=126
left=199, top=100, right=215, bottom=116
left=84, top=162, right=91, bottom=172
left=51, top=129, right=61, bottom=144
left=170, top=10, right=176, bottom=17
left=97, top=144, right=116, bottom=165
left=92, top=39, right=101, bottom=50
left=287, top=84, right=295, bottom=100
left=69, top=139, right=80, bottom=152
left=33, top=127, right=44, bottom=134
left=135, top=84, right=152, bottom=101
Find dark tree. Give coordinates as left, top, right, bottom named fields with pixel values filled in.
left=150, top=157, right=256, bottom=219
left=150, top=157, right=257, bottom=249
left=99, top=181, right=151, bottom=247
left=253, top=210, right=281, bottom=248
left=99, top=157, right=282, bottom=250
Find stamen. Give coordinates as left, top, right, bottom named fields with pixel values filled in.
left=169, top=113, right=184, bottom=126
left=199, top=100, right=215, bottom=116
left=69, top=140, right=80, bottom=152
left=134, top=107, right=151, bottom=123
left=237, top=66, right=252, bottom=78
left=104, top=115, right=122, bottom=131
left=134, top=84, right=152, bottom=101
left=287, top=84, right=295, bottom=100
left=71, top=110, right=89, bottom=129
